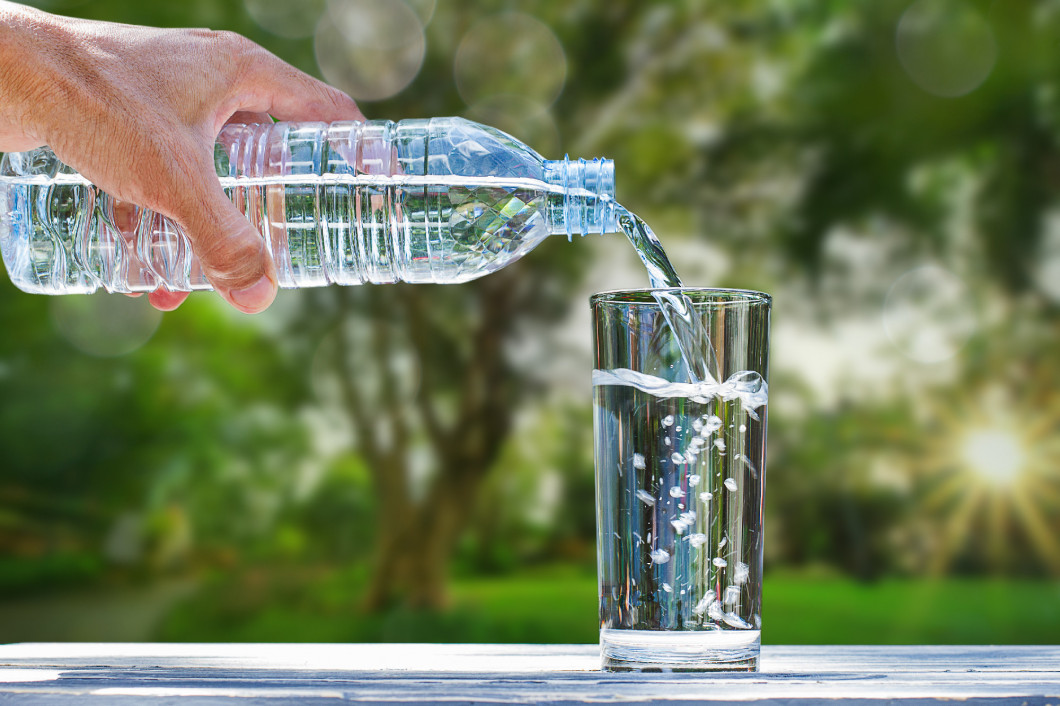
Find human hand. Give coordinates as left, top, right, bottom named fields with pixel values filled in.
left=0, top=1, right=365, bottom=312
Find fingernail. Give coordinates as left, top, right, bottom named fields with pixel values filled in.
left=229, top=275, right=276, bottom=313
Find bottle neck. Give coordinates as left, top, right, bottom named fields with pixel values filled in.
left=543, top=157, right=617, bottom=237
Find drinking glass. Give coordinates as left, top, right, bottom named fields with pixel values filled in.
left=592, top=288, right=771, bottom=671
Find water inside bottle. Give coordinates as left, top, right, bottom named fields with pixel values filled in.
left=0, top=169, right=580, bottom=292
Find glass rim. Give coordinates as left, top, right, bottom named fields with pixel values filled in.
left=590, top=287, right=771, bottom=307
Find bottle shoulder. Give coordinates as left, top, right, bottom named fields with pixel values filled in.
left=420, top=118, right=545, bottom=179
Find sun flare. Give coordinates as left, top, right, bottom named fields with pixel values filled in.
left=909, top=384, right=1060, bottom=576
left=959, top=428, right=1026, bottom=486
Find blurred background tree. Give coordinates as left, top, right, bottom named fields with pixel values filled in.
left=0, top=0, right=1057, bottom=644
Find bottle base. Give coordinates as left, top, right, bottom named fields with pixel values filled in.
left=600, top=628, right=760, bottom=672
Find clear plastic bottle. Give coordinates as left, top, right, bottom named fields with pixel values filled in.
left=0, top=118, right=616, bottom=294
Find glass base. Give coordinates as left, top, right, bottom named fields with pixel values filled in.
left=600, top=628, right=760, bottom=672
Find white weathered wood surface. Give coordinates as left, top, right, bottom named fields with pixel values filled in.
left=0, top=643, right=1058, bottom=703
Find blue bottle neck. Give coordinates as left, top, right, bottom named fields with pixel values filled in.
left=543, top=157, right=618, bottom=237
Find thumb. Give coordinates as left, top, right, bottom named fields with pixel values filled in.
left=175, top=181, right=278, bottom=314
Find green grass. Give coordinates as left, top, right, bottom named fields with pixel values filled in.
left=764, top=571, right=1060, bottom=644
left=449, top=566, right=599, bottom=643
left=157, top=566, right=1060, bottom=644
left=157, top=565, right=600, bottom=643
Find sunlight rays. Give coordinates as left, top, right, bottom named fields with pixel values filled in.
left=909, top=387, right=1060, bottom=576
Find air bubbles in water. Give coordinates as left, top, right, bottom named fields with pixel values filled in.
left=713, top=557, right=728, bottom=568
left=650, top=548, right=670, bottom=565
left=635, top=489, right=655, bottom=506
left=662, top=414, right=675, bottom=427
left=692, top=592, right=716, bottom=615
left=670, top=452, right=685, bottom=465
left=686, top=533, right=709, bottom=547
left=702, top=416, right=723, bottom=434
left=669, top=486, right=685, bottom=498
left=632, top=453, right=646, bottom=470
left=723, top=586, right=741, bottom=606
left=722, top=611, right=753, bottom=630
left=735, top=453, right=758, bottom=478
left=724, top=478, right=738, bottom=492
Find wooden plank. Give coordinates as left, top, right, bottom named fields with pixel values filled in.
left=0, top=643, right=599, bottom=672
left=0, top=643, right=1057, bottom=704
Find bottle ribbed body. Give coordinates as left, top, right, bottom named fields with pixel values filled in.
left=0, top=118, right=616, bottom=295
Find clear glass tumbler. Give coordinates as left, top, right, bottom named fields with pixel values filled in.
left=592, top=288, right=771, bottom=671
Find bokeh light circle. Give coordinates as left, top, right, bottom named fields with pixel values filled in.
left=403, top=0, right=436, bottom=26
left=883, top=265, right=978, bottom=363
left=244, top=0, right=326, bottom=39
left=464, top=95, right=561, bottom=159
left=454, top=13, right=567, bottom=108
left=315, top=0, right=425, bottom=102
left=50, top=293, right=162, bottom=357
left=896, top=0, right=997, bottom=98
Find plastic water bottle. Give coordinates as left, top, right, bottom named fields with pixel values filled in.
left=0, top=118, right=616, bottom=294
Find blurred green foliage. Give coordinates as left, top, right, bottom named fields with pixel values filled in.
left=1, top=0, right=1059, bottom=642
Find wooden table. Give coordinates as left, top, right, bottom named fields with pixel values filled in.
left=0, top=643, right=1057, bottom=703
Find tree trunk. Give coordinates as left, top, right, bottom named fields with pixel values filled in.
left=327, top=274, right=526, bottom=612
left=361, top=481, right=467, bottom=611
left=362, top=512, right=454, bottom=611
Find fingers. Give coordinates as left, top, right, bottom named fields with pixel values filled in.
left=112, top=199, right=139, bottom=234
left=226, top=110, right=272, bottom=126
left=172, top=174, right=278, bottom=314
left=233, top=46, right=366, bottom=124
left=112, top=197, right=185, bottom=310
left=148, top=289, right=189, bottom=311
